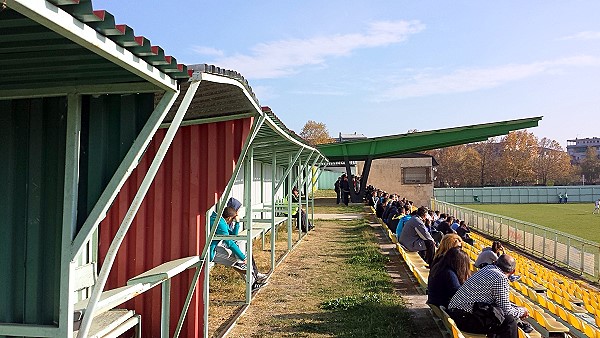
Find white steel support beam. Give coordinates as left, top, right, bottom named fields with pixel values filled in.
left=71, top=90, right=179, bottom=260
left=76, top=81, right=199, bottom=338
left=58, top=94, right=82, bottom=338
left=6, top=0, right=178, bottom=92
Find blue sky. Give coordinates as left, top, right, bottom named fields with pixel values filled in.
left=95, top=1, right=600, bottom=147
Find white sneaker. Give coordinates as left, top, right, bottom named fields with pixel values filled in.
left=255, top=273, right=268, bottom=283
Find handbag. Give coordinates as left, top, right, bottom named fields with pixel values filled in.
left=472, top=302, right=505, bottom=331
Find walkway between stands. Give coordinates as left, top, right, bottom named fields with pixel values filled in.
left=220, top=202, right=441, bottom=337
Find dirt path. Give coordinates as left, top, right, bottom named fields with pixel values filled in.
left=225, top=208, right=443, bottom=337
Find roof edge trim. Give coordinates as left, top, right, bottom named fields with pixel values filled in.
left=7, top=0, right=178, bottom=92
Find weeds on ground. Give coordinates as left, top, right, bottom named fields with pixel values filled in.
left=317, top=220, right=415, bottom=337
left=313, top=204, right=365, bottom=214
left=311, top=189, right=337, bottom=198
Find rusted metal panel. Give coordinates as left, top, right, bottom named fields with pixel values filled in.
left=99, top=117, right=252, bottom=337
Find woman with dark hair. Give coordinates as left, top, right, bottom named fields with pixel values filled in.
left=427, top=247, right=471, bottom=308
left=474, top=241, right=504, bottom=268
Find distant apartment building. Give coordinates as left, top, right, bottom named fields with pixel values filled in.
left=567, top=137, right=600, bottom=163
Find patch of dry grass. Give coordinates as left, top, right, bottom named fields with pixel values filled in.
left=208, top=222, right=304, bottom=335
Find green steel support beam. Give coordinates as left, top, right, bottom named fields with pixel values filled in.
left=273, top=149, right=304, bottom=193
left=202, top=114, right=266, bottom=337
left=159, top=112, right=256, bottom=129
left=0, top=82, right=163, bottom=100
left=287, top=153, right=294, bottom=251
left=317, top=116, right=542, bottom=162
left=271, top=151, right=277, bottom=272
left=71, top=90, right=179, bottom=260
left=76, top=81, right=198, bottom=338
left=58, top=93, right=82, bottom=338
left=243, top=145, right=255, bottom=304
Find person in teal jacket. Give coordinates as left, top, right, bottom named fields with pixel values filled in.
left=209, top=206, right=246, bottom=262
left=209, top=200, right=267, bottom=289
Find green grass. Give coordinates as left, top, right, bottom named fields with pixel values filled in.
left=462, top=203, right=600, bottom=243
left=316, top=220, right=415, bottom=337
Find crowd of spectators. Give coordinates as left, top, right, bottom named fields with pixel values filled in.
left=369, top=187, right=531, bottom=338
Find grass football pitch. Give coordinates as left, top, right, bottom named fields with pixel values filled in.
left=462, top=203, right=600, bottom=243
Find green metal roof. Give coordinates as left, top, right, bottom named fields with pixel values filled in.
left=317, top=116, right=543, bottom=162
left=1, top=0, right=190, bottom=96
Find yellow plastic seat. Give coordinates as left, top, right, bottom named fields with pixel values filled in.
left=546, top=299, right=558, bottom=315
left=531, top=308, right=570, bottom=333
left=556, top=305, right=568, bottom=321
left=581, top=321, right=595, bottom=338
left=566, top=312, right=583, bottom=331
left=535, top=293, right=547, bottom=308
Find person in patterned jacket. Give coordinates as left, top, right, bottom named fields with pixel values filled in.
left=447, top=254, right=529, bottom=338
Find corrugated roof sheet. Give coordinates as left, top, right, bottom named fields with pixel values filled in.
left=1, top=0, right=190, bottom=91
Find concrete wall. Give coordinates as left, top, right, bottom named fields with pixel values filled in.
left=358, top=157, right=434, bottom=207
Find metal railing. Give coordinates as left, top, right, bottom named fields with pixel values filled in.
left=432, top=199, right=600, bottom=281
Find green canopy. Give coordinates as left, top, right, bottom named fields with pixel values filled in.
left=317, top=116, right=542, bottom=162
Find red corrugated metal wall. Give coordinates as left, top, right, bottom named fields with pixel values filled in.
left=98, top=117, right=252, bottom=337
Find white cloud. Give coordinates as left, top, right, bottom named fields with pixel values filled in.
left=191, top=46, right=224, bottom=57
left=559, top=31, right=600, bottom=41
left=195, top=20, right=424, bottom=79
left=375, top=55, right=600, bottom=101
left=290, top=89, right=347, bottom=96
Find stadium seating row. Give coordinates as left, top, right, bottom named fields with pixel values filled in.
left=467, top=232, right=600, bottom=338
left=372, top=209, right=539, bottom=338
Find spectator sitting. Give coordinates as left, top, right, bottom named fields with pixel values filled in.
left=395, top=207, right=413, bottom=240
left=456, top=221, right=474, bottom=246
left=368, top=190, right=378, bottom=207
left=433, top=213, right=446, bottom=230
left=381, top=198, right=394, bottom=222
left=385, top=201, right=399, bottom=227
left=387, top=204, right=403, bottom=234
left=474, top=241, right=504, bottom=269
left=376, top=197, right=387, bottom=219
left=398, top=207, right=436, bottom=265
left=209, top=205, right=267, bottom=290
left=431, top=233, right=463, bottom=267
left=438, top=215, right=456, bottom=235
left=451, top=218, right=461, bottom=231
left=292, top=187, right=313, bottom=232
left=447, top=254, right=528, bottom=338
left=427, top=247, right=471, bottom=308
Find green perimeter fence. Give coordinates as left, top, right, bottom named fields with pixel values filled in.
left=435, top=186, right=600, bottom=204
left=432, top=199, right=600, bottom=282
